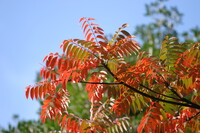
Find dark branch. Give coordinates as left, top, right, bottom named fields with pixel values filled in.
left=103, top=63, right=200, bottom=109
left=161, top=75, right=199, bottom=108
left=186, top=111, right=200, bottom=121
left=78, top=81, right=121, bottom=85
left=139, top=84, right=181, bottom=101
left=122, top=82, right=200, bottom=109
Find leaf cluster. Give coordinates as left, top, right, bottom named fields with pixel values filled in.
left=25, top=17, right=200, bottom=132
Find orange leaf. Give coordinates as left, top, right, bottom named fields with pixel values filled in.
left=96, top=26, right=104, bottom=31
left=25, top=86, right=30, bottom=99
left=43, top=56, right=48, bottom=62
left=50, top=57, right=58, bottom=69
left=97, top=35, right=107, bottom=41
left=95, top=30, right=104, bottom=35
left=43, top=83, right=47, bottom=96
left=35, top=86, right=39, bottom=99
left=30, top=87, right=35, bottom=100
left=46, top=55, right=53, bottom=67
left=81, top=20, right=87, bottom=28
left=90, top=38, right=95, bottom=42
left=39, top=85, right=43, bottom=99
left=79, top=17, right=86, bottom=22
left=61, top=115, right=67, bottom=128
left=43, top=99, right=51, bottom=105
left=88, top=18, right=95, bottom=21
left=121, top=30, right=131, bottom=36
left=83, top=24, right=89, bottom=33
left=58, top=58, right=63, bottom=70
left=85, top=29, right=91, bottom=37
left=40, top=68, right=44, bottom=78
left=91, top=22, right=98, bottom=25
left=86, top=33, right=93, bottom=41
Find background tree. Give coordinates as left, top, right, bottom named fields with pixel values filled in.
left=182, top=26, right=200, bottom=42
left=134, top=0, right=200, bottom=57
left=134, top=0, right=183, bottom=56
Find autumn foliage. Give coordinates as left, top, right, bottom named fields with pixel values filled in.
left=26, top=17, right=200, bottom=132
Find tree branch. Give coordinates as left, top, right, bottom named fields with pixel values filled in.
left=186, top=111, right=200, bottom=121
left=102, top=63, right=200, bottom=109
left=139, top=84, right=181, bottom=101
left=161, top=75, right=199, bottom=108
left=122, top=81, right=200, bottom=109
left=78, top=81, right=121, bottom=85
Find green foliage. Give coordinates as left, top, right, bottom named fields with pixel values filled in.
left=182, top=26, right=200, bottom=42
left=134, top=0, right=182, bottom=56
left=0, top=118, right=60, bottom=133
left=67, top=83, right=90, bottom=119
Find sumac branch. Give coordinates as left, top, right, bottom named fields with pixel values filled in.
left=26, top=17, right=200, bottom=133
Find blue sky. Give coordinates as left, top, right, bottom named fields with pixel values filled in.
left=0, top=0, right=200, bottom=128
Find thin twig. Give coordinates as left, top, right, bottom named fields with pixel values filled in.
left=78, top=81, right=121, bottom=85
left=186, top=111, right=200, bottom=121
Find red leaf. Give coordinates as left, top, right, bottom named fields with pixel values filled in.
left=85, top=29, right=91, bottom=37
left=66, top=117, right=72, bottom=131
left=54, top=98, right=61, bottom=109
left=25, top=86, right=30, bottom=99
left=40, top=68, right=44, bottom=78
left=122, top=23, right=129, bottom=28
left=35, top=86, right=39, bottom=99
left=45, top=71, right=50, bottom=79
left=86, top=33, right=93, bottom=41
left=79, top=17, right=86, bottom=22
left=62, top=40, right=69, bottom=52
left=39, top=86, right=43, bottom=99
left=30, top=87, right=35, bottom=100
left=91, top=22, right=98, bottom=25
left=88, top=18, right=95, bottom=21
left=62, top=70, right=71, bottom=83
left=43, top=56, right=48, bottom=62
left=58, top=58, right=63, bottom=70
left=81, top=20, right=87, bottom=28
left=121, top=30, right=131, bottom=36
left=43, top=99, right=51, bottom=105
left=90, top=38, right=95, bottom=42
left=96, top=27, right=104, bottom=31
left=95, top=30, right=104, bottom=35
left=61, top=115, right=67, bottom=128
left=83, top=24, right=89, bottom=33
left=50, top=57, right=58, bottom=69
left=97, top=35, right=107, bottom=41
left=99, top=41, right=107, bottom=47
left=43, top=83, right=47, bottom=96
left=46, top=55, right=53, bottom=67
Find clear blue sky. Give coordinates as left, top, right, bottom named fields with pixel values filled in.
left=0, top=0, right=199, bottom=128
